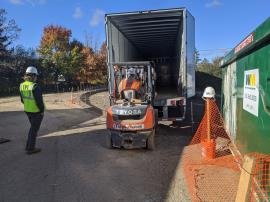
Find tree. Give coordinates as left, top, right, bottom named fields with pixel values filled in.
left=38, top=25, right=71, bottom=81
left=96, top=42, right=107, bottom=83
left=195, top=48, right=201, bottom=64
left=0, top=9, right=21, bottom=95
left=67, top=40, right=84, bottom=79
left=76, top=42, right=107, bottom=84
left=76, top=46, right=96, bottom=83
left=38, top=25, right=84, bottom=83
left=0, top=9, right=21, bottom=61
left=196, top=56, right=223, bottom=78
left=9, top=46, right=40, bottom=84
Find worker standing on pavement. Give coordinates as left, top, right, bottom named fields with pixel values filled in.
left=19, top=66, right=44, bottom=154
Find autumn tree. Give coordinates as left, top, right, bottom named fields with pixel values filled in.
left=76, top=46, right=94, bottom=83
left=96, top=42, right=107, bottom=83
left=38, top=25, right=84, bottom=83
left=76, top=42, right=107, bottom=84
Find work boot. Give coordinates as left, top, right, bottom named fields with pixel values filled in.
left=26, top=148, right=41, bottom=155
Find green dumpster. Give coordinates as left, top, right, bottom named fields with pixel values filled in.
left=220, top=17, right=270, bottom=154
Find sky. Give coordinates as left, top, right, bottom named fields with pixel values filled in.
left=1, top=0, right=270, bottom=60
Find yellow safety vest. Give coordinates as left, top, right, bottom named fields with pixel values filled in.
left=19, top=81, right=40, bottom=112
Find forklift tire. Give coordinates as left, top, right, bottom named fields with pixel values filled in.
left=106, top=132, right=113, bottom=149
left=146, top=129, right=155, bottom=150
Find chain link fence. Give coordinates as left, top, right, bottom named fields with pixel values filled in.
left=0, top=82, right=107, bottom=98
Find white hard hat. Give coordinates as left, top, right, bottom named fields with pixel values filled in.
left=203, top=86, right=215, bottom=99
left=26, top=66, right=38, bottom=75
left=127, top=68, right=135, bottom=79
left=128, top=68, right=135, bottom=75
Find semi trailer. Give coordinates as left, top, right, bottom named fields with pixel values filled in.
left=105, top=8, right=196, bottom=149
left=105, top=8, right=195, bottom=121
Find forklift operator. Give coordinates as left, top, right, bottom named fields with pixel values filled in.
left=118, top=68, right=142, bottom=98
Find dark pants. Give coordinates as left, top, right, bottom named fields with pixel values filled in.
left=25, top=112, right=44, bottom=151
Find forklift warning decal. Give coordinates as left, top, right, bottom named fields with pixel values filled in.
left=243, top=69, right=259, bottom=116
left=113, top=123, right=144, bottom=130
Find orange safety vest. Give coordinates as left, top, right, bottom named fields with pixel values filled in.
left=118, top=79, right=141, bottom=93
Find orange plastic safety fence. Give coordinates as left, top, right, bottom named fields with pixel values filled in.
left=190, top=99, right=230, bottom=146
left=249, top=153, right=270, bottom=202
left=183, top=99, right=270, bottom=202
left=183, top=98, right=241, bottom=202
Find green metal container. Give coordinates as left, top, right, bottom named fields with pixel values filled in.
left=220, top=17, right=270, bottom=154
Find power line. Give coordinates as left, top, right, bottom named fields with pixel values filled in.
left=198, top=48, right=232, bottom=52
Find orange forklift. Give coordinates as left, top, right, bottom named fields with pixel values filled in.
left=106, top=62, right=157, bottom=149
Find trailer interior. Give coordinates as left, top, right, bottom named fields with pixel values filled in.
left=106, top=9, right=184, bottom=97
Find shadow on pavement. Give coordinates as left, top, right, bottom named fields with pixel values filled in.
left=32, top=123, right=191, bottom=201
left=0, top=90, right=194, bottom=201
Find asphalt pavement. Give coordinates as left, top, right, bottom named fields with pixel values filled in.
left=0, top=91, right=191, bottom=202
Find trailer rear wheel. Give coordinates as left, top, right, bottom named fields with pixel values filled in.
left=106, top=131, right=113, bottom=149
left=146, top=129, right=155, bottom=150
